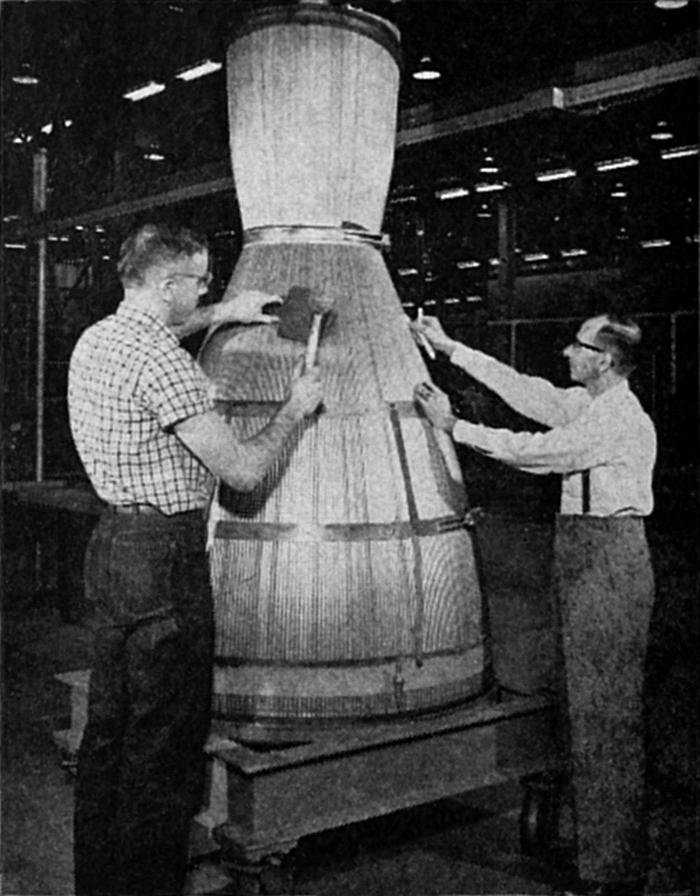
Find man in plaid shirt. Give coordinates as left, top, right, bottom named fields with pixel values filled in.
left=68, top=222, right=322, bottom=896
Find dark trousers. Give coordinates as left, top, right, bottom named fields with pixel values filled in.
left=554, top=515, right=654, bottom=885
left=73, top=510, right=213, bottom=896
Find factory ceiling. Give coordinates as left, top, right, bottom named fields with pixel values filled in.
left=1, top=0, right=698, bottom=293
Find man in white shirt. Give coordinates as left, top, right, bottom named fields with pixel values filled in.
left=412, top=313, right=656, bottom=896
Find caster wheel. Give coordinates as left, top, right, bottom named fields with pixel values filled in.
left=259, top=862, right=294, bottom=895
left=520, top=778, right=557, bottom=856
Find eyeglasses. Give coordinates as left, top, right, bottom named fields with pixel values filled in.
left=571, top=337, right=605, bottom=353
left=171, top=271, right=213, bottom=290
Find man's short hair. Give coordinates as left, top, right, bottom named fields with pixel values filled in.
left=117, top=223, right=208, bottom=287
left=596, top=314, right=642, bottom=375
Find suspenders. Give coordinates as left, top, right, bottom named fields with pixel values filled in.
left=582, top=470, right=591, bottom=515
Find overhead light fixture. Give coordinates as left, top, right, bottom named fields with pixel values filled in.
left=479, top=154, right=499, bottom=174
left=398, top=267, right=419, bottom=276
left=123, top=81, right=166, bottom=102
left=176, top=59, right=223, bottom=81
left=536, top=167, right=577, bottom=182
left=477, top=203, right=492, bottom=219
left=475, top=182, right=507, bottom=193
left=435, top=185, right=470, bottom=200
left=456, top=260, right=481, bottom=269
left=640, top=238, right=671, bottom=248
left=661, top=144, right=699, bottom=160
left=561, top=248, right=588, bottom=258
left=654, top=0, right=688, bottom=9
left=610, top=183, right=628, bottom=198
left=651, top=120, right=673, bottom=140
left=41, top=123, right=53, bottom=135
left=144, top=151, right=166, bottom=161
left=389, top=194, right=417, bottom=205
left=444, top=297, right=461, bottom=305
left=595, top=156, right=639, bottom=172
left=412, top=56, right=441, bottom=81
left=523, top=252, right=550, bottom=262
left=12, top=63, right=39, bottom=85
left=64, top=119, right=74, bottom=128
left=5, top=243, right=28, bottom=250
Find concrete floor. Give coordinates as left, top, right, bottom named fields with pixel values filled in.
left=2, top=515, right=698, bottom=896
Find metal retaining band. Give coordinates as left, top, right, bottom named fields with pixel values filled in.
left=243, top=225, right=389, bottom=249
left=214, top=515, right=466, bottom=543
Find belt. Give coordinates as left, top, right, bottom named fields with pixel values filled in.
left=107, top=504, right=165, bottom=516
left=106, top=504, right=204, bottom=518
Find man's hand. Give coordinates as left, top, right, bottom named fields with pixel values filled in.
left=408, top=315, right=457, bottom=356
left=286, top=359, right=323, bottom=417
left=213, top=290, right=282, bottom=326
left=413, top=381, right=457, bottom=434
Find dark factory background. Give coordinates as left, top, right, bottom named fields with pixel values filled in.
left=1, top=1, right=698, bottom=895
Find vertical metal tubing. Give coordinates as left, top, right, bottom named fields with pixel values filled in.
left=669, top=311, right=678, bottom=396
left=33, top=149, right=48, bottom=482
left=497, top=189, right=516, bottom=321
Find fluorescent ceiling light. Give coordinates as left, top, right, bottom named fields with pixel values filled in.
left=12, top=64, right=39, bottom=85
left=390, top=195, right=417, bottom=204
left=123, top=81, right=166, bottom=102
left=64, top=119, right=73, bottom=128
left=475, top=182, right=507, bottom=193
left=456, top=260, right=481, bottom=269
left=176, top=59, right=222, bottom=81
left=561, top=248, right=588, bottom=258
left=595, top=156, right=639, bottom=172
left=413, top=56, right=441, bottom=81
left=523, top=252, right=550, bottom=262
left=654, top=0, right=688, bottom=9
left=480, top=155, right=499, bottom=174
left=435, top=186, right=469, bottom=200
left=536, top=167, right=577, bottom=182
left=661, top=144, right=699, bottom=160
left=610, top=186, right=628, bottom=198
left=41, top=123, right=53, bottom=135
left=423, top=299, right=437, bottom=306
left=651, top=121, right=673, bottom=140
left=398, top=267, right=419, bottom=276
left=48, top=235, right=60, bottom=242
left=5, top=243, right=27, bottom=249
left=640, top=238, right=671, bottom=248
left=144, top=152, right=166, bottom=161
left=465, top=295, right=483, bottom=303
left=444, top=297, right=461, bottom=304
left=489, top=257, right=500, bottom=266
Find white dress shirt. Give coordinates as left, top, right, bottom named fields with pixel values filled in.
left=448, top=344, right=657, bottom=516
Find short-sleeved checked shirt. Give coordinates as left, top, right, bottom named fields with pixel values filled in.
left=68, top=303, right=215, bottom=514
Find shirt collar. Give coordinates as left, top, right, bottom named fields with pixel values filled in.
left=116, top=302, right=179, bottom=347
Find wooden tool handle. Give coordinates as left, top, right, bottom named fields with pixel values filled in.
left=304, top=313, right=323, bottom=369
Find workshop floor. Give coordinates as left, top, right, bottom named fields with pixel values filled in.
left=2, top=517, right=698, bottom=896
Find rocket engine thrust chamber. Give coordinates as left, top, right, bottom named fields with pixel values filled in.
left=200, top=2, right=488, bottom=740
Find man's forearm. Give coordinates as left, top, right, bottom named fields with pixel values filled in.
left=236, top=400, right=309, bottom=489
